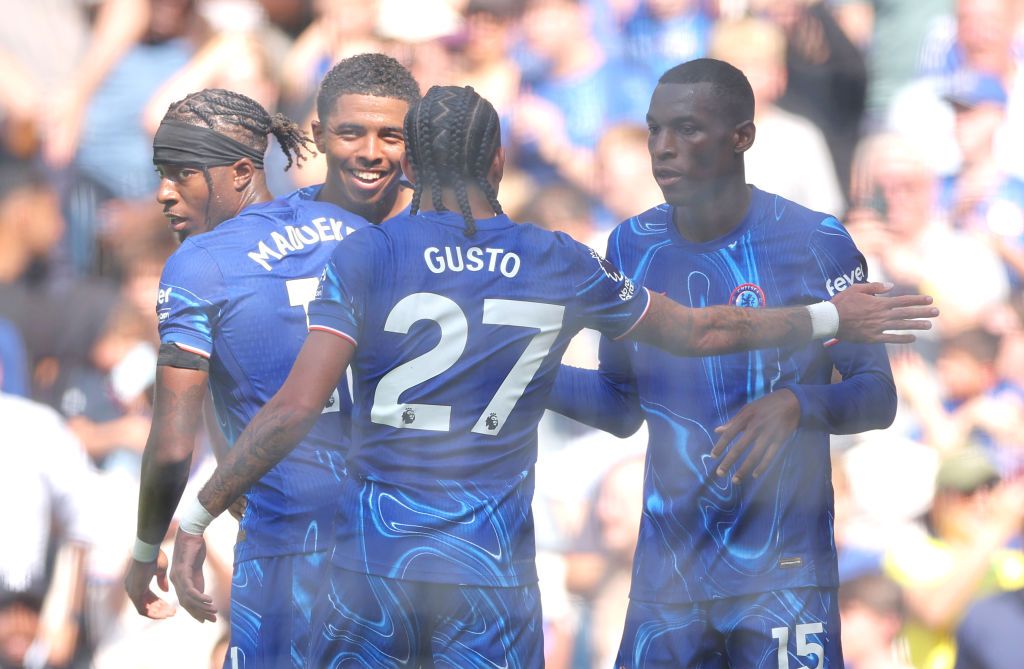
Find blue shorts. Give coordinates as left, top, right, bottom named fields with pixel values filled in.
left=308, top=564, right=543, bottom=668
left=222, top=551, right=327, bottom=669
left=616, top=587, right=843, bottom=669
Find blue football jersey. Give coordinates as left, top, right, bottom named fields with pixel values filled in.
left=602, top=187, right=891, bottom=604
left=157, top=185, right=368, bottom=562
left=306, top=210, right=650, bottom=586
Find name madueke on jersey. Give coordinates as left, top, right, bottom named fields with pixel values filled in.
left=248, top=216, right=358, bottom=271
left=423, top=246, right=522, bottom=277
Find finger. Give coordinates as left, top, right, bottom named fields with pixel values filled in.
left=876, top=333, right=917, bottom=344
left=716, top=428, right=757, bottom=477
left=881, top=294, right=934, bottom=307
left=733, top=434, right=773, bottom=482
left=752, top=441, right=785, bottom=479
left=711, top=419, right=744, bottom=459
left=885, top=305, right=939, bottom=320
left=885, top=319, right=933, bottom=331
left=157, top=568, right=169, bottom=592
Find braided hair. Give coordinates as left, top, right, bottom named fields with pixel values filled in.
left=164, top=88, right=316, bottom=170
left=403, top=86, right=503, bottom=237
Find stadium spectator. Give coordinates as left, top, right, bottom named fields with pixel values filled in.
left=845, top=132, right=1008, bottom=337
left=954, top=587, right=1024, bottom=669
left=710, top=15, right=846, bottom=215
left=749, top=0, right=868, bottom=199
left=591, top=122, right=664, bottom=229
left=884, top=447, right=1024, bottom=669
left=839, top=572, right=914, bottom=669
left=621, top=0, right=712, bottom=88
left=0, top=390, right=96, bottom=669
left=892, top=330, right=1024, bottom=472
left=513, top=0, right=651, bottom=190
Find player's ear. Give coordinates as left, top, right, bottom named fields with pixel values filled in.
left=734, top=120, right=755, bottom=154
left=312, top=119, right=326, bottom=154
left=232, top=158, right=256, bottom=191
left=401, top=153, right=417, bottom=185
left=488, top=146, right=505, bottom=187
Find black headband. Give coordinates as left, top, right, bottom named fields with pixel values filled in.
left=152, top=119, right=265, bottom=169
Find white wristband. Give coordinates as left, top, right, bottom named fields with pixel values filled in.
left=178, top=496, right=216, bottom=536
left=806, top=301, right=840, bottom=340
left=131, top=538, right=160, bottom=563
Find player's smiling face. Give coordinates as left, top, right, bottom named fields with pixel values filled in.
left=314, top=93, right=409, bottom=222
left=646, top=82, right=751, bottom=206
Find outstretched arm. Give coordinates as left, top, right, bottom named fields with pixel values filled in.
left=124, top=352, right=207, bottom=619
left=169, top=330, right=351, bottom=622
left=628, top=282, right=936, bottom=355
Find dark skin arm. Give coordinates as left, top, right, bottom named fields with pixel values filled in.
left=123, top=362, right=207, bottom=620
left=629, top=281, right=935, bottom=355
left=170, top=331, right=351, bottom=622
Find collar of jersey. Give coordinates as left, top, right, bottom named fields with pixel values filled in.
left=664, top=186, right=764, bottom=253
left=415, top=210, right=514, bottom=231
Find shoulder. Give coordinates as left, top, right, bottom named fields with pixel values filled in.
left=756, top=189, right=846, bottom=236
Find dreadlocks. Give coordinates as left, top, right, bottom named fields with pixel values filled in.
left=164, top=88, right=316, bottom=170
left=403, top=86, right=503, bottom=237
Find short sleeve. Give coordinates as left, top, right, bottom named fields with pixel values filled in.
left=561, top=234, right=650, bottom=339
left=156, top=244, right=224, bottom=358
left=802, top=216, right=869, bottom=301
left=306, top=226, right=383, bottom=346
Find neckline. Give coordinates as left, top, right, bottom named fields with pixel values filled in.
left=664, top=186, right=764, bottom=253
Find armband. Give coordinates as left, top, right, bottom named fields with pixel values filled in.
left=806, top=301, right=840, bottom=340
left=131, top=538, right=160, bottom=563
left=178, top=496, right=216, bottom=536
left=157, top=342, right=209, bottom=371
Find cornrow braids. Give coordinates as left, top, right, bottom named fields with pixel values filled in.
left=475, top=110, right=503, bottom=216
left=449, top=87, right=476, bottom=235
left=404, top=85, right=504, bottom=237
left=165, top=88, right=315, bottom=170
left=402, top=110, right=423, bottom=215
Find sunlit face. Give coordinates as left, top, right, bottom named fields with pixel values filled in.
left=155, top=163, right=238, bottom=242
left=646, top=82, right=748, bottom=206
left=313, top=93, right=409, bottom=223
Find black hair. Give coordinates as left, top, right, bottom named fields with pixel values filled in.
left=658, top=58, right=755, bottom=126
left=316, top=53, right=421, bottom=122
left=838, top=572, right=906, bottom=621
left=403, top=85, right=503, bottom=236
left=164, top=88, right=315, bottom=171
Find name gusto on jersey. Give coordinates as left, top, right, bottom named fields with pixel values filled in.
left=423, top=246, right=521, bottom=277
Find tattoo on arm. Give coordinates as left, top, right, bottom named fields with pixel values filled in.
left=631, top=293, right=812, bottom=356
left=197, top=400, right=320, bottom=516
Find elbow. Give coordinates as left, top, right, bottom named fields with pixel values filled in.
left=873, top=375, right=899, bottom=430
left=608, top=412, right=644, bottom=439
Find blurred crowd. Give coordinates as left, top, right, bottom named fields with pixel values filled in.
left=1, top=0, right=1023, bottom=668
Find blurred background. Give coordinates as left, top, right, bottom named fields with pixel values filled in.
left=1, top=0, right=1023, bottom=667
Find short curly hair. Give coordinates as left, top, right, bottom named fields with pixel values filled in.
left=316, top=53, right=421, bottom=121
